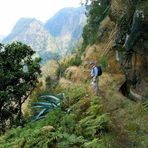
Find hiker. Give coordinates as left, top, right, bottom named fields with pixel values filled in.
left=90, top=61, right=102, bottom=96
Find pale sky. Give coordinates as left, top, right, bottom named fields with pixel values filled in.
left=0, top=0, right=82, bottom=36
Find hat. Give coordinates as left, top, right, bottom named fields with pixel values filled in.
left=89, top=61, right=95, bottom=65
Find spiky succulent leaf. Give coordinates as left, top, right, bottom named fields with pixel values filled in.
left=32, top=93, right=64, bottom=121
left=34, top=108, right=47, bottom=120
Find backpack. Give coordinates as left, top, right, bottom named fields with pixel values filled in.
left=97, top=66, right=102, bottom=76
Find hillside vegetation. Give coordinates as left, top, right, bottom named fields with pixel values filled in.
left=0, top=0, right=148, bottom=147
left=0, top=73, right=147, bottom=147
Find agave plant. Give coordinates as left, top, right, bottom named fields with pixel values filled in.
left=142, top=101, right=148, bottom=111
left=32, top=93, right=65, bottom=121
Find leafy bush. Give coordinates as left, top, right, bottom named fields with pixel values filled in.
left=50, top=132, right=86, bottom=148
left=99, top=55, right=108, bottom=69
left=69, top=55, right=82, bottom=66
left=0, top=108, right=65, bottom=147
left=0, top=83, right=115, bottom=147
left=60, top=113, right=77, bottom=133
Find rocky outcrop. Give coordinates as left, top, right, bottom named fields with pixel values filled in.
left=110, top=0, right=148, bottom=100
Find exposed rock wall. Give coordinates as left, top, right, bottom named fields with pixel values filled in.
left=110, top=0, right=148, bottom=100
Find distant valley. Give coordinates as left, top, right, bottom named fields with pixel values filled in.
left=2, top=6, right=86, bottom=63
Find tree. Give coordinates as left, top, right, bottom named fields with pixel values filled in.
left=82, top=0, right=110, bottom=48
left=0, top=42, right=41, bottom=132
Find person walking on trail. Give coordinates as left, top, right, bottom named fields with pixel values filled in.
left=90, top=61, right=102, bottom=96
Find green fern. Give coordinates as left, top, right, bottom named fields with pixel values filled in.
left=78, top=114, right=111, bottom=137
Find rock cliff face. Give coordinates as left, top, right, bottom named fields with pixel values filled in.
left=110, top=0, right=148, bottom=100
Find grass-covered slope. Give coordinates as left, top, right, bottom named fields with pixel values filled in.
left=0, top=73, right=147, bottom=147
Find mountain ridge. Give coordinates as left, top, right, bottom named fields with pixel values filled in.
left=3, top=18, right=43, bottom=42
left=44, top=6, right=86, bottom=38
left=2, top=6, right=86, bottom=62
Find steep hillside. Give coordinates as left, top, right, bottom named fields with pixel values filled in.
left=109, top=0, right=148, bottom=100
left=0, top=72, right=147, bottom=147
left=81, top=0, right=148, bottom=101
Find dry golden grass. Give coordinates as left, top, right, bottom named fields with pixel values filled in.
left=83, top=44, right=104, bottom=62
left=59, top=77, right=73, bottom=88
left=83, top=17, right=116, bottom=63
left=41, top=60, right=58, bottom=79
left=99, top=17, right=116, bottom=44
left=111, top=0, right=128, bottom=21
left=106, top=51, right=123, bottom=73
left=100, top=72, right=125, bottom=91
left=100, top=16, right=113, bottom=28
left=40, top=60, right=59, bottom=88
left=64, top=66, right=90, bottom=82
left=82, top=16, right=122, bottom=74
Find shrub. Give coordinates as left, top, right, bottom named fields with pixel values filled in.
left=99, top=55, right=108, bottom=69
left=70, top=55, right=82, bottom=66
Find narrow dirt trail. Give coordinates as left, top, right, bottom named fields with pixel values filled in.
left=98, top=74, right=131, bottom=147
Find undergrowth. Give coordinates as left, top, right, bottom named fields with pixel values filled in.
left=0, top=84, right=113, bottom=148
left=0, top=82, right=147, bottom=148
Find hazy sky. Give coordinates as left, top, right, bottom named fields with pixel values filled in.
left=0, top=0, right=81, bottom=36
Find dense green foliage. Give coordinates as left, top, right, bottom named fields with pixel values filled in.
left=99, top=55, right=108, bottom=69
left=82, top=0, right=110, bottom=48
left=0, top=80, right=147, bottom=147
left=0, top=42, right=41, bottom=132
left=67, top=55, right=82, bottom=67
left=0, top=84, right=113, bottom=147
